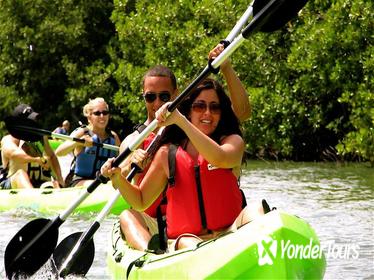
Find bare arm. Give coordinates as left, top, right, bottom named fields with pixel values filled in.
left=1, top=135, right=19, bottom=164
left=119, top=131, right=149, bottom=176
left=42, top=136, right=65, bottom=187
left=111, top=130, right=122, bottom=147
left=55, top=128, right=87, bottom=156
left=220, top=61, right=251, bottom=121
left=101, top=146, right=168, bottom=211
left=2, top=136, right=46, bottom=166
left=118, top=132, right=140, bottom=175
left=156, top=104, right=245, bottom=169
left=209, top=44, right=251, bottom=122
left=178, top=115, right=244, bottom=168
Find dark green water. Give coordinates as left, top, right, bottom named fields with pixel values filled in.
left=1, top=161, right=373, bottom=279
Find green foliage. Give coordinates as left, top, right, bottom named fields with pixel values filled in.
left=0, top=0, right=372, bottom=164
left=0, top=0, right=116, bottom=133
left=110, top=0, right=243, bottom=124
left=243, top=0, right=373, bottom=163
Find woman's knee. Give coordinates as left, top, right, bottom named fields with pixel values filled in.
left=120, top=209, right=140, bottom=222
left=120, top=209, right=146, bottom=230
left=234, top=202, right=265, bottom=228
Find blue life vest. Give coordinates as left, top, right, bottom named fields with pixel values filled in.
left=74, top=132, right=118, bottom=178
left=55, top=127, right=68, bottom=135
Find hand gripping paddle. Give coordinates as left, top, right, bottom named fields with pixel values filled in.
left=4, top=0, right=307, bottom=278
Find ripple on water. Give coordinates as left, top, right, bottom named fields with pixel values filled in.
left=1, top=161, right=372, bottom=279
left=241, top=161, right=373, bottom=279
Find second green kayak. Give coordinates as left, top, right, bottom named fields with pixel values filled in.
left=0, top=183, right=129, bottom=215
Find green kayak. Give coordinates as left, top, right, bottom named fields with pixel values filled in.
left=48, top=139, right=64, bottom=150
left=0, top=138, right=128, bottom=214
left=106, top=210, right=326, bottom=279
left=0, top=183, right=129, bottom=215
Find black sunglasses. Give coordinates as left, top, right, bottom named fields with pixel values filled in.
left=191, top=102, right=221, bottom=114
left=92, top=110, right=109, bottom=116
left=143, top=91, right=171, bottom=103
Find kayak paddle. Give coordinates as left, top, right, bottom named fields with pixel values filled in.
left=4, top=116, right=119, bottom=152
left=3, top=174, right=109, bottom=279
left=53, top=128, right=164, bottom=277
left=53, top=0, right=308, bottom=276
left=51, top=1, right=308, bottom=277
left=114, top=0, right=308, bottom=156
left=4, top=0, right=307, bottom=277
left=4, top=124, right=157, bottom=278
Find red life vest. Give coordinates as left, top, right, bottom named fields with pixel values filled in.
left=135, top=132, right=167, bottom=218
left=141, top=132, right=156, bottom=151
left=166, top=146, right=242, bottom=239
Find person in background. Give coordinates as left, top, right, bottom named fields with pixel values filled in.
left=118, top=65, right=179, bottom=215
left=53, top=120, right=70, bottom=135
left=0, top=104, right=64, bottom=189
left=115, top=44, right=251, bottom=250
left=55, top=97, right=121, bottom=187
left=101, top=78, right=263, bottom=251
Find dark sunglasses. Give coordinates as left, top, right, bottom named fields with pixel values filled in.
left=143, top=91, right=171, bottom=103
left=191, top=102, right=221, bottom=114
left=92, top=110, right=109, bottom=116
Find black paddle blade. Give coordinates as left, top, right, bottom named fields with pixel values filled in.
left=254, top=0, right=308, bottom=32
left=4, top=116, right=44, bottom=142
left=53, top=232, right=95, bottom=277
left=4, top=218, right=59, bottom=279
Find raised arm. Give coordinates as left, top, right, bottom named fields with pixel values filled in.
left=209, top=44, right=251, bottom=122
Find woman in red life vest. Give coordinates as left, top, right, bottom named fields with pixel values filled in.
left=102, top=78, right=263, bottom=251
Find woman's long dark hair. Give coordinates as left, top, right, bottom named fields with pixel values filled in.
left=149, top=78, right=242, bottom=157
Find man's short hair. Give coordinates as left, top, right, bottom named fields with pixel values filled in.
left=142, top=65, right=177, bottom=90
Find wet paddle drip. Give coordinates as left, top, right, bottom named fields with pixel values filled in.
left=10, top=259, right=58, bottom=280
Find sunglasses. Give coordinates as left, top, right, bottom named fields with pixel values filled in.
left=143, top=91, right=171, bottom=103
left=191, top=102, right=221, bottom=114
left=92, top=110, right=109, bottom=116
